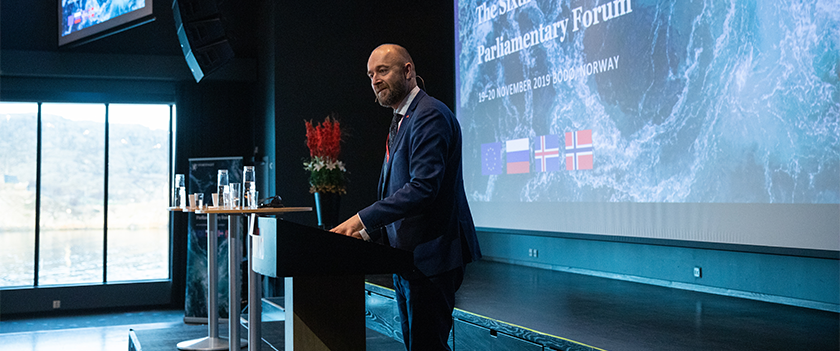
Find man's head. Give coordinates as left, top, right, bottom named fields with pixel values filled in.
left=367, top=44, right=417, bottom=109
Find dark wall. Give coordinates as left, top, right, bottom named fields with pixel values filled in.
left=268, top=1, right=457, bottom=225
left=174, top=81, right=257, bottom=165
left=255, top=0, right=277, bottom=199
left=0, top=0, right=259, bottom=311
left=0, top=0, right=181, bottom=54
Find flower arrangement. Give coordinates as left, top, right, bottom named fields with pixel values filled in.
left=304, top=115, right=347, bottom=194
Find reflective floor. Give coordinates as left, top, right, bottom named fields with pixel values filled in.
left=369, top=260, right=840, bottom=351
left=0, top=308, right=403, bottom=351
left=0, top=309, right=183, bottom=351
left=7, top=260, right=835, bottom=351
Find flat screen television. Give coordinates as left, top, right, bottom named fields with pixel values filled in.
left=59, top=0, right=154, bottom=47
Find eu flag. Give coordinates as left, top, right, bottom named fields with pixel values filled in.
left=481, top=142, right=502, bottom=175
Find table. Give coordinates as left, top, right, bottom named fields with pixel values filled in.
left=171, top=206, right=311, bottom=351
left=170, top=206, right=232, bottom=350
left=196, top=207, right=312, bottom=351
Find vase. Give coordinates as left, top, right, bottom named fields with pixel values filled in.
left=314, top=192, right=341, bottom=230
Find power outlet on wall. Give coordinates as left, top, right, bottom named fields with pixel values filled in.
left=528, top=248, right=539, bottom=258
left=693, top=267, right=702, bottom=278
left=52, top=300, right=61, bottom=309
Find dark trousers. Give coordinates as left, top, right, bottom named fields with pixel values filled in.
left=393, top=267, right=465, bottom=351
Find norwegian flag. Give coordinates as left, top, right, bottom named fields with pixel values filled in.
left=565, top=130, right=593, bottom=170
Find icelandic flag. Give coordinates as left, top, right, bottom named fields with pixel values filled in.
left=534, top=135, right=560, bottom=172
left=481, top=142, right=503, bottom=175
left=565, top=130, right=593, bottom=170
left=506, top=138, right=530, bottom=174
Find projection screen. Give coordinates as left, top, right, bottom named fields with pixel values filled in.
left=455, top=0, right=839, bottom=252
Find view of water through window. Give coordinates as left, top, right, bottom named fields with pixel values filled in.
left=40, top=103, right=106, bottom=285
left=107, top=104, right=170, bottom=282
left=0, top=102, right=171, bottom=287
left=0, top=103, right=38, bottom=286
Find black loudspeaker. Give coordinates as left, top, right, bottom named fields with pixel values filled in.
left=173, top=0, right=235, bottom=82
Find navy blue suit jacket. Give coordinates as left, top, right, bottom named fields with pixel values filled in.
left=358, top=90, right=481, bottom=277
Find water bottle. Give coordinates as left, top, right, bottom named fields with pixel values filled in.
left=217, top=169, right=229, bottom=198
left=178, top=187, right=187, bottom=209
left=174, top=174, right=186, bottom=209
left=243, top=166, right=256, bottom=208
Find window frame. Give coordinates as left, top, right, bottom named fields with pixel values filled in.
left=0, top=100, right=177, bottom=315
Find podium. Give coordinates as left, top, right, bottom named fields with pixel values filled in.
left=253, top=218, right=413, bottom=350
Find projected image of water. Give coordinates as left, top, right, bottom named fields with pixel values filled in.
left=457, top=0, right=839, bottom=204
left=61, top=0, right=146, bottom=35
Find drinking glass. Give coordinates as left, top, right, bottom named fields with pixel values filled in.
left=229, top=183, right=242, bottom=208
left=248, top=190, right=259, bottom=209
left=223, top=185, right=231, bottom=208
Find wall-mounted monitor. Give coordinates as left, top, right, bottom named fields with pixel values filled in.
left=59, top=0, right=154, bottom=47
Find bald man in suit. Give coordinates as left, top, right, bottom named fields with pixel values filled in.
left=331, top=44, right=481, bottom=350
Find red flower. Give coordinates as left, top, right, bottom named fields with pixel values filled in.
left=304, top=115, right=347, bottom=194
left=305, top=116, right=342, bottom=162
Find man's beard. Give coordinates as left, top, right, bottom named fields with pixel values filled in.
left=377, top=80, right=408, bottom=108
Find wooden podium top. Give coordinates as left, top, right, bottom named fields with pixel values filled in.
left=168, top=206, right=312, bottom=214
left=166, top=207, right=194, bottom=212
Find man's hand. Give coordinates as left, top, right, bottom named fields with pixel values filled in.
left=330, top=214, right=365, bottom=239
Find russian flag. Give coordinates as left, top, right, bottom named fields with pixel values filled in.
left=565, top=130, right=593, bottom=170
left=506, top=138, right=530, bottom=174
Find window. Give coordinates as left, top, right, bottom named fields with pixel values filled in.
left=0, top=102, right=38, bottom=287
left=39, top=103, right=106, bottom=285
left=0, top=102, right=173, bottom=288
left=106, top=104, right=171, bottom=282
